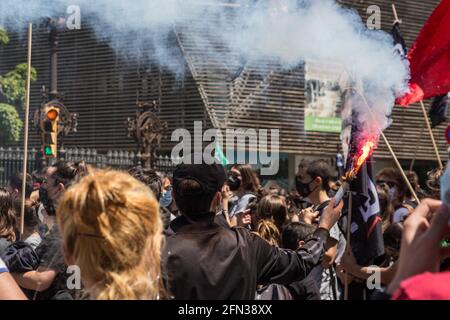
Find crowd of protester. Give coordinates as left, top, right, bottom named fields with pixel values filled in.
left=0, top=156, right=449, bottom=300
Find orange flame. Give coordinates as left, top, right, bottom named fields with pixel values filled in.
left=352, top=139, right=376, bottom=176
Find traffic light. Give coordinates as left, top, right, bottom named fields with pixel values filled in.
left=40, top=104, right=59, bottom=158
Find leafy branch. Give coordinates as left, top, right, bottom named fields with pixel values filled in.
left=0, top=27, right=37, bottom=144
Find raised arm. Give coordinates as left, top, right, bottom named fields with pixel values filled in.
left=12, top=267, right=56, bottom=292
left=256, top=198, right=343, bottom=285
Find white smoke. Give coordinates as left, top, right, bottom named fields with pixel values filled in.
left=0, top=0, right=409, bottom=138
left=234, top=0, right=409, bottom=140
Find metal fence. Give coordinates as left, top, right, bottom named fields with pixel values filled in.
left=0, top=147, right=176, bottom=187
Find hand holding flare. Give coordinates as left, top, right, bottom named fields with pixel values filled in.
left=333, top=138, right=377, bottom=207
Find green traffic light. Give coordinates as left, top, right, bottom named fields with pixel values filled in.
left=44, top=146, right=53, bottom=156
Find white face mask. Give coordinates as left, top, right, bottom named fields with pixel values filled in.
left=388, top=187, right=398, bottom=200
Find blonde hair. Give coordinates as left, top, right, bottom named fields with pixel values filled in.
left=255, top=219, right=280, bottom=247
left=57, top=169, right=164, bottom=300
left=254, top=195, right=288, bottom=246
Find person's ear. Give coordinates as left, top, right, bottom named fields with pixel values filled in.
left=209, top=192, right=222, bottom=212
left=298, top=240, right=305, bottom=248
left=314, top=176, right=322, bottom=187
left=58, top=183, right=65, bottom=193
left=215, top=191, right=222, bottom=205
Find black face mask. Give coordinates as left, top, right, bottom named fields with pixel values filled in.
left=39, top=186, right=56, bottom=216
left=296, top=179, right=316, bottom=198
left=328, top=188, right=339, bottom=198
left=227, top=175, right=241, bottom=191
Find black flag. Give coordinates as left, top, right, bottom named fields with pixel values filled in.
left=339, top=110, right=385, bottom=266
left=429, top=93, right=449, bottom=128
left=392, top=19, right=448, bottom=128
left=340, top=156, right=385, bottom=266
left=391, top=21, right=410, bottom=80
left=391, top=22, right=407, bottom=57
left=391, top=22, right=408, bottom=58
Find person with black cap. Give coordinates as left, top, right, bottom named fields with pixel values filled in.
left=163, top=159, right=343, bottom=300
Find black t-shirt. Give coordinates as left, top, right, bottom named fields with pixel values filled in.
left=33, top=225, right=74, bottom=300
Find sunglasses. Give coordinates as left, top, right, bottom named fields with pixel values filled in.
left=376, top=180, right=397, bottom=188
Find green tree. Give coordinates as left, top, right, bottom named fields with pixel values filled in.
left=0, top=63, right=37, bottom=106
left=0, top=27, right=37, bottom=144
left=0, top=27, right=10, bottom=45
left=0, top=103, right=22, bottom=143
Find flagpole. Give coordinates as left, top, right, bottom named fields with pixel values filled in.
left=381, top=132, right=420, bottom=203
left=419, top=100, right=443, bottom=169
left=391, top=3, right=443, bottom=170
left=392, top=4, right=401, bottom=24
left=20, top=23, right=33, bottom=239
left=344, top=191, right=352, bottom=301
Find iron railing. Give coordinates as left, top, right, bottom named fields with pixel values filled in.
left=0, top=147, right=176, bottom=187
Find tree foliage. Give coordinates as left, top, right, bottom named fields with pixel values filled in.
left=0, top=103, right=23, bottom=144
left=0, top=28, right=37, bottom=144
left=0, top=63, right=37, bottom=106
left=0, top=27, right=9, bottom=45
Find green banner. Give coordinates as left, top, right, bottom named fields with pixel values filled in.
left=304, top=115, right=342, bottom=133
left=304, top=60, right=344, bottom=133
left=215, top=141, right=230, bottom=166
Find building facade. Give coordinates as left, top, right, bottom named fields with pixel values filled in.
left=0, top=0, right=447, bottom=186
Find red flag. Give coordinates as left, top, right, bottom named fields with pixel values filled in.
left=396, top=0, right=450, bottom=106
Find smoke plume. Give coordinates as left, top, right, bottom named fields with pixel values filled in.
left=0, top=0, right=409, bottom=142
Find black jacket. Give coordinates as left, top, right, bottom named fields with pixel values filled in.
left=2, top=241, right=40, bottom=273
left=163, top=214, right=329, bottom=300
left=287, top=271, right=321, bottom=300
